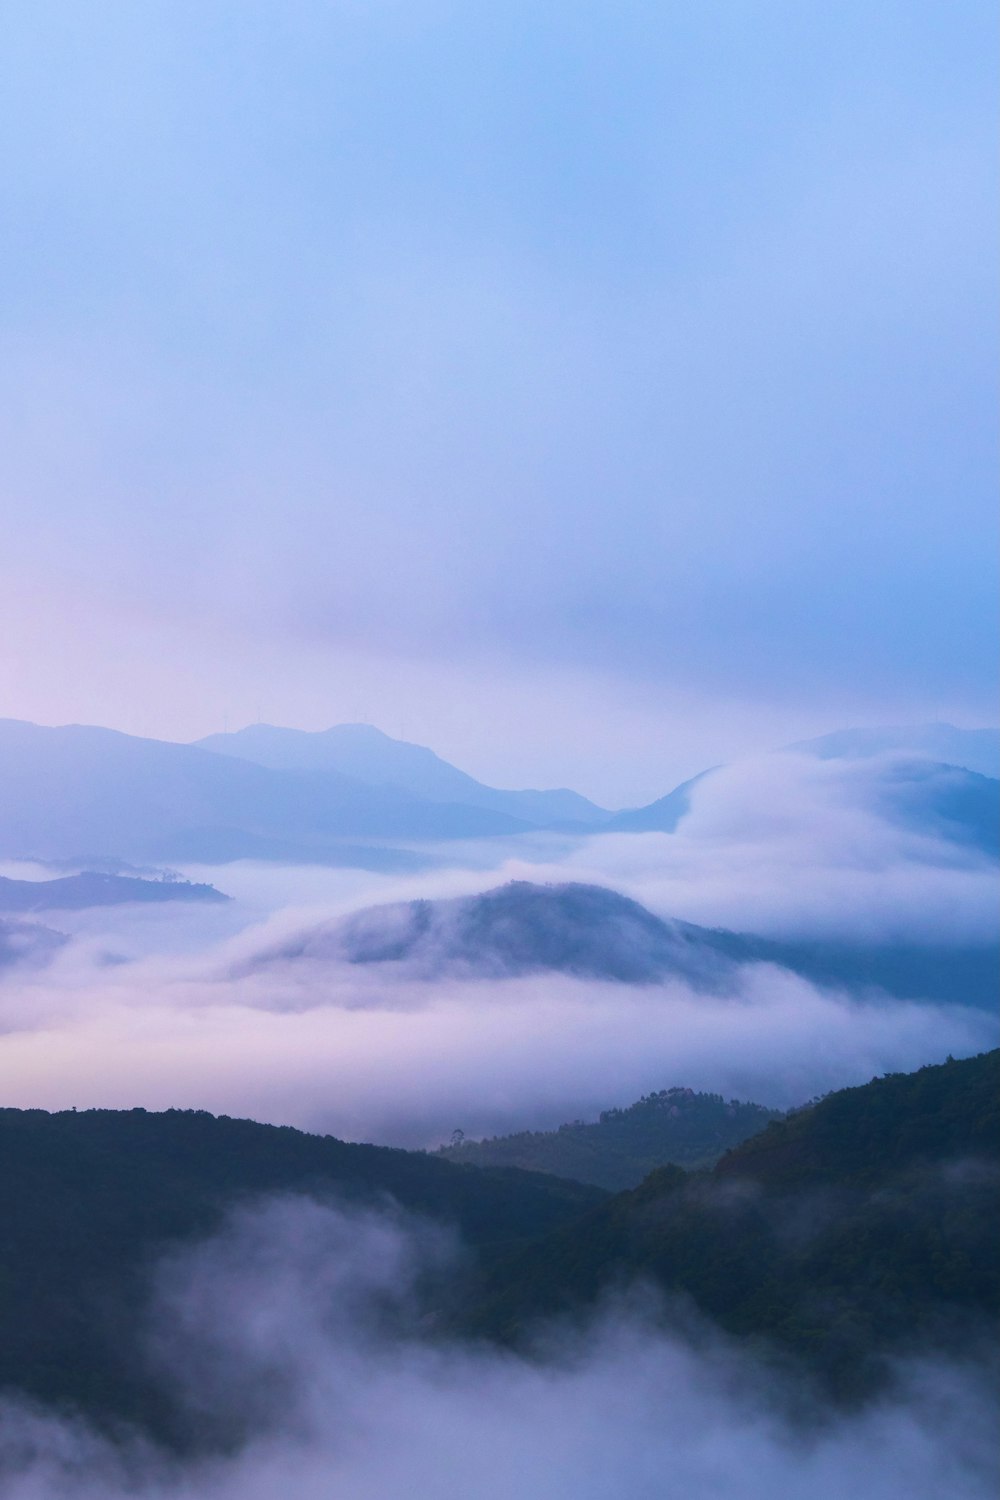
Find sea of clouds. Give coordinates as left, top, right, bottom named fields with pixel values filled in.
left=0, top=753, right=996, bottom=1146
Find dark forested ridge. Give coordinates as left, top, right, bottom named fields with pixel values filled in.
left=0, top=1053, right=995, bottom=1446
left=0, top=1107, right=603, bottom=1434
left=438, top=1087, right=781, bottom=1190
left=459, top=1051, right=1000, bottom=1393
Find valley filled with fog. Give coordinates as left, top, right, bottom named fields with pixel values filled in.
left=2, top=734, right=996, bottom=1146
left=0, top=726, right=996, bottom=1500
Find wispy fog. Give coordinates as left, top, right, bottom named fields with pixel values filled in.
left=0, top=1198, right=995, bottom=1499
left=1, top=956, right=992, bottom=1147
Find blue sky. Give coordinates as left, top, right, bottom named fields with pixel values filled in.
left=0, top=0, right=996, bottom=802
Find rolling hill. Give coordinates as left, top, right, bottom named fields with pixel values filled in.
left=437, top=1086, right=782, bottom=1189
left=248, top=879, right=1000, bottom=1009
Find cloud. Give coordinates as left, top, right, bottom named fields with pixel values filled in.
left=556, top=753, right=1000, bottom=943
left=1, top=947, right=993, bottom=1147
left=0, top=1197, right=995, bottom=1499
left=0, top=749, right=996, bottom=1147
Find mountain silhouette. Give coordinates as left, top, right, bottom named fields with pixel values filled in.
left=196, top=722, right=609, bottom=827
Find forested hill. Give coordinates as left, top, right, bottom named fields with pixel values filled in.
left=0, top=1054, right=995, bottom=1444
left=0, top=1107, right=603, bottom=1434
left=438, top=1088, right=781, bottom=1190
left=461, top=1051, right=1000, bottom=1392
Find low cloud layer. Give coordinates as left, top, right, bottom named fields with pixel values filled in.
left=1, top=955, right=993, bottom=1147
left=0, top=749, right=995, bottom=1145
left=0, top=1197, right=995, bottom=1499
left=560, top=753, right=1000, bottom=944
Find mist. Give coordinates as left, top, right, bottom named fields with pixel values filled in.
left=0, top=1197, right=995, bottom=1499
left=1, top=943, right=993, bottom=1148
left=0, top=747, right=996, bottom=1144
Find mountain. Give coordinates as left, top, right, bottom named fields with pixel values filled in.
left=790, top=722, right=1000, bottom=779
left=0, top=719, right=536, bottom=866
left=460, top=1050, right=1000, bottom=1393
left=249, top=879, right=1000, bottom=1009
left=0, top=870, right=229, bottom=912
left=247, top=880, right=740, bottom=987
left=868, top=757, right=1000, bottom=857
left=195, top=722, right=609, bottom=827
left=0, top=916, right=66, bottom=970
left=0, top=1105, right=605, bottom=1437
left=603, top=768, right=715, bottom=833
left=437, top=1087, right=782, bottom=1190
left=604, top=751, right=1000, bottom=857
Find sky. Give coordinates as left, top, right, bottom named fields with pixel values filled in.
left=1, top=0, right=996, bottom=804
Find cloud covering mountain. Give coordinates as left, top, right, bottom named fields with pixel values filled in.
left=246, top=878, right=999, bottom=1010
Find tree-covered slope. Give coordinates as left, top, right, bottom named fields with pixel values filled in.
left=0, top=1107, right=604, bottom=1429
left=461, top=1051, right=1000, bottom=1392
left=438, top=1087, right=781, bottom=1190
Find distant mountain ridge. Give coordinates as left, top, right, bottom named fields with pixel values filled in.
left=195, top=722, right=609, bottom=827
left=248, top=879, right=1000, bottom=1009
left=0, top=719, right=538, bottom=867
left=789, top=722, right=1000, bottom=778
left=0, top=870, right=228, bottom=912
left=1, top=716, right=996, bottom=868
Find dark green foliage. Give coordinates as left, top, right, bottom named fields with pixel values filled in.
left=1, top=1054, right=996, bottom=1443
left=460, top=1052, right=1000, bottom=1395
left=438, top=1088, right=781, bottom=1190
left=0, top=1106, right=604, bottom=1432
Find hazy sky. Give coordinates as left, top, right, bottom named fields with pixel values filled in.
left=1, top=0, right=996, bottom=802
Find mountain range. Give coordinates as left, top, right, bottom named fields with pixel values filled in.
left=196, top=722, right=608, bottom=826
left=0, top=717, right=996, bottom=868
